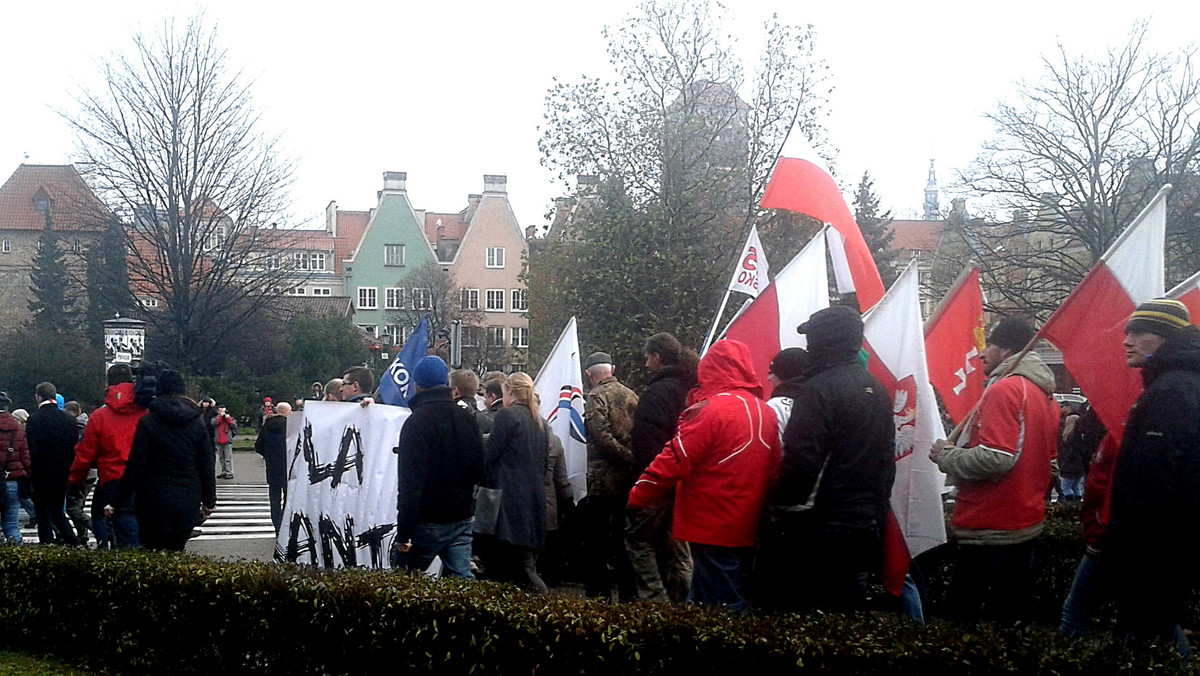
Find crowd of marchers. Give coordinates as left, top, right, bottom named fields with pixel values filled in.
left=388, top=298, right=1200, bottom=655
left=3, top=298, right=1197, bottom=653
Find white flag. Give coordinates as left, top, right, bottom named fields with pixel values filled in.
left=727, top=224, right=770, bottom=298
left=534, top=317, right=588, bottom=502
left=862, top=262, right=947, bottom=557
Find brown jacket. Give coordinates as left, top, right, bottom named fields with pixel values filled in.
left=585, top=377, right=639, bottom=496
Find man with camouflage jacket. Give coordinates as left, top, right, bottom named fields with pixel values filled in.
left=582, top=352, right=640, bottom=601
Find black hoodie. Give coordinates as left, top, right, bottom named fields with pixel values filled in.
left=115, top=395, right=217, bottom=533
left=630, top=364, right=698, bottom=474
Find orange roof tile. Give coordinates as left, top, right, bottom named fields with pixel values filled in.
left=424, top=211, right=470, bottom=244
left=887, top=220, right=944, bottom=253
left=0, top=164, right=113, bottom=232
left=333, top=210, right=368, bottom=275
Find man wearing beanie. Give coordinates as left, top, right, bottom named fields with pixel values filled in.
left=757, top=305, right=894, bottom=613
left=1103, top=298, right=1200, bottom=647
left=392, top=356, right=485, bottom=578
left=930, top=316, right=1059, bottom=624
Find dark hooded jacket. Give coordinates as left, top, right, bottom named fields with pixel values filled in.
left=630, top=363, right=698, bottom=474
left=255, top=413, right=290, bottom=487
left=1107, top=327, right=1200, bottom=552
left=0, top=411, right=31, bottom=481
left=628, top=340, right=780, bottom=548
left=395, top=386, right=485, bottom=543
left=115, top=396, right=217, bottom=534
left=773, top=338, right=895, bottom=531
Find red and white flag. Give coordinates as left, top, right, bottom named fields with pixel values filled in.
left=863, top=262, right=948, bottom=589
left=727, top=224, right=770, bottom=298
left=1168, top=269, right=1200, bottom=321
left=724, top=228, right=829, bottom=395
left=760, top=124, right=886, bottom=311
left=924, top=267, right=987, bottom=424
left=1040, top=185, right=1170, bottom=438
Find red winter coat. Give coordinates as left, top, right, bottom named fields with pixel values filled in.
left=628, top=340, right=780, bottom=548
left=69, top=382, right=147, bottom=487
left=0, top=411, right=31, bottom=481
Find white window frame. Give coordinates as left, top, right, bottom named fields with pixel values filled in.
left=461, top=288, right=480, bottom=311
left=204, top=226, right=227, bottom=253
left=358, top=324, right=379, bottom=338
left=384, top=324, right=406, bottom=345
left=291, top=286, right=306, bottom=295
left=462, top=325, right=480, bottom=347
left=137, top=295, right=159, bottom=309
left=384, top=244, right=406, bottom=267
left=266, top=255, right=281, bottom=271
left=385, top=287, right=406, bottom=310
left=485, top=289, right=505, bottom=312
left=486, top=326, right=505, bottom=347
left=486, top=246, right=505, bottom=269
left=311, top=252, right=327, bottom=271
left=412, top=287, right=433, bottom=311
left=511, top=327, right=529, bottom=348
left=510, top=288, right=528, bottom=312
left=312, top=287, right=332, bottom=296
left=1, top=239, right=9, bottom=254
left=357, top=286, right=378, bottom=310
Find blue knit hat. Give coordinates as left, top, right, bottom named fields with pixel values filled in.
left=411, top=356, right=449, bottom=389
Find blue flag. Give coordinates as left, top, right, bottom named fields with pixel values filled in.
left=378, top=314, right=430, bottom=406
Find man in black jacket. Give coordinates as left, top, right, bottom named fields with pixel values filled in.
left=392, top=356, right=486, bottom=578
left=1107, top=299, right=1200, bottom=648
left=758, top=305, right=895, bottom=612
left=625, top=332, right=697, bottom=602
left=25, top=382, right=80, bottom=546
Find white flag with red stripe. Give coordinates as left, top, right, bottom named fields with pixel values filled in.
left=760, top=124, right=886, bottom=311
left=534, top=316, right=588, bottom=502
left=724, top=228, right=829, bottom=395
left=727, top=224, right=770, bottom=297
left=862, top=262, right=947, bottom=561
left=1040, top=185, right=1170, bottom=439
left=1168, top=269, right=1200, bottom=321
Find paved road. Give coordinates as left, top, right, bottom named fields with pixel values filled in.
left=21, top=451, right=279, bottom=562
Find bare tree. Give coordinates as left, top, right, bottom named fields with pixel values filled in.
left=954, top=23, right=1200, bottom=317
left=61, top=16, right=300, bottom=371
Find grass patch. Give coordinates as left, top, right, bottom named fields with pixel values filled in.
left=0, top=650, right=88, bottom=675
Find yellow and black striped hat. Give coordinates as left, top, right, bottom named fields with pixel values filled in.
left=1125, top=298, right=1191, bottom=337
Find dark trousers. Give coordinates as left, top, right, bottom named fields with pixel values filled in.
left=689, top=543, right=752, bottom=613
left=582, top=494, right=637, bottom=601
left=945, top=541, right=1035, bottom=624
left=33, top=481, right=78, bottom=546
left=268, top=484, right=286, bottom=535
left=140, top=528, right=191, bottom=552
left=755, top=521, right=879, bottom=613
left=477, top=535, right=547, bottom=592
left=91, top=481, right=139, bottom=549
left=625, top=495, right=692, bottom=602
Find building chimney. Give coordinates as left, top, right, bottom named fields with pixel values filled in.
left=382, top=171, right=407, bottom=193
left=325, top=200, right=338, bottom=237
left=951, top=198, right=967, bottom=218
left=483, top=174, right=507, bottom=194
left=466, top=193, right=482, bottom=220
left=525, top=225, right=537, bottom=240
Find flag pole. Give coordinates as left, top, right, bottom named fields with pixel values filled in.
left=701, top=289, right=733, bottom=356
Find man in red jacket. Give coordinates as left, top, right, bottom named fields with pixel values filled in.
left=628, top=339, right=779, bottom=612
left=931, top=317, right=1060, bottom=624
left=69, top=364, right=148, bottom=549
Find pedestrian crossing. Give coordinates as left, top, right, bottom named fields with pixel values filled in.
left=18, top=482, right=277, bottom=545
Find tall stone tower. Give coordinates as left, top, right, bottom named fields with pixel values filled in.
left=923, top=159, right=940, bottom=221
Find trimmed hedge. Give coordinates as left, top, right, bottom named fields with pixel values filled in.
left=0, top=541, right=1190, bottom=675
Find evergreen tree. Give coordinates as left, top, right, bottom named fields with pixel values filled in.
left=853, top=171, right=899, bottom=289
left=28, top=228, right=80, bottom=335
left=86, top=217, right=133, bottom=346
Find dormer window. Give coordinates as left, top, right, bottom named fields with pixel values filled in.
left=32, top=188, right=51, bottom=213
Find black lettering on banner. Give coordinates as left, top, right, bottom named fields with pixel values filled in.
left=319, top=514, right=357, bottom=569
left=286, top=512, right=317, bottom=566
left=303, top=425, right=365, bottom=487
left=357, top=523, right=396, bottom=568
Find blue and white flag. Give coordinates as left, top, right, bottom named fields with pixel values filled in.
left=534, top=316, right=587, bottom=502
left=378, top=314, right=430, bottom=407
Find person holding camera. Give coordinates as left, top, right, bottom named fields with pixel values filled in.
left=212, top=405, right=237, bottom=480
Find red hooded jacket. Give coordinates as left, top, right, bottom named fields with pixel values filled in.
left=628, top=340, right=780, bottom=548
left=69, top=382, right=148, bottom=487
left=0, top=411, right=31, bottom=481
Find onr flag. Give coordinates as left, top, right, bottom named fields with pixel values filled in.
left=534, top=317, right=588, bottom=502
left=1168, top=269, right=1200, bottom=321
left=924, top=267, right=986, bottom=424
left=760, top=123, right=885, bottom=311
left=727, top=224, right=770, bottom=297
left=863, top=262, right=948, bottom=565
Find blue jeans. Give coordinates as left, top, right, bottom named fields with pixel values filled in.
left=1060, top=477, right=1084, bottom=502
left=1060, top=552, right=1104, bottom=636
left=689, top=543, right=752, bottom=613
left=91, top=481, right=139, bottom=550
left=391, top=517, right=475, bottom=579
left=2, top=480, right=22, bottom=542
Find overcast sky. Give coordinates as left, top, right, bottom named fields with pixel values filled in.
left=2, top=1, right=1197, bottom=232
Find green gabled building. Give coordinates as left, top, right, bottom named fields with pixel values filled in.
left=342, top=171, right=439, bottom=343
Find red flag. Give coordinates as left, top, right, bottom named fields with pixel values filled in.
left=1039, top=186, right=1169, bottom=438
left=724, top=229, right=829, bottom=395
left=760, top=125, right=885, bottom=311
left=1168, top=269, right=1200, bottom=321
left=923, top=267, right=986, bottom=424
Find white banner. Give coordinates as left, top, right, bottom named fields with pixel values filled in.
left=728, top=224, right=770, bottom=297
left=534, top=316, right=588, bottom=502
left=276, top=400, right=410, bottom=568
